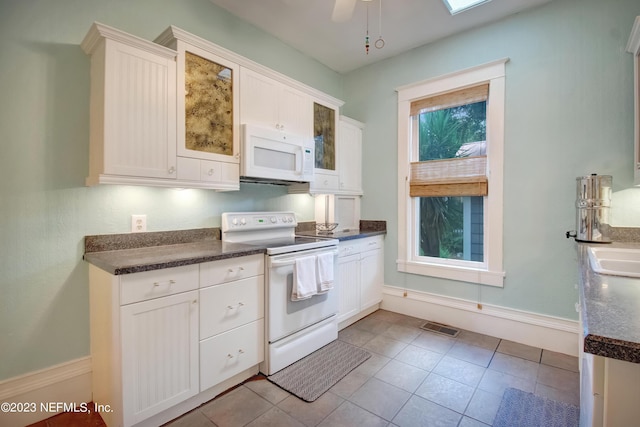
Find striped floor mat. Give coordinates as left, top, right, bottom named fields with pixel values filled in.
left=493, top=388, right=579, bottom=427
left=267, top=340, right=371, bottom=402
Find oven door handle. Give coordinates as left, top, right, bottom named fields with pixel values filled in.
left=269, top=249, right=338, bottom=267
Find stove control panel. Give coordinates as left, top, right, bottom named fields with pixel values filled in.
left=222, top=211, right=297, bottom=232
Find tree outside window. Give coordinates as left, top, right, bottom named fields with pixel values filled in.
left=417, top=101, right=486, bottom=260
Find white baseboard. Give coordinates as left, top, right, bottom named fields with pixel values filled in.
left=382, top=285, right=579, bottom=357
left=0, top=357, right=92, bottom=427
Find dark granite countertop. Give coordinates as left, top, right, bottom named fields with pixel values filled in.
left=84, top=240, right=266, bottom=275
left=84, top=220, right=387, bottom=275
left=83, top=228, right=266, bottom=275
left=578, top=242, right=640, bottom=363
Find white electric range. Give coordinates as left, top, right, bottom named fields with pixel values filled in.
left=221, top=211, right=339, bottom=375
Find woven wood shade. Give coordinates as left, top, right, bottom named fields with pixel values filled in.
left=410, top=156, right=488, bottom=197
left=410, top=84, right=489, bottom=116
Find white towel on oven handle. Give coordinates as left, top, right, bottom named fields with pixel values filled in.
left=292, top=255, right=317, bottom=301
left=316, top=252, right=334, bottom=293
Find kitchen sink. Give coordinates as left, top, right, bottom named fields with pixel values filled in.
left=588, top=246, right=640, bottom=278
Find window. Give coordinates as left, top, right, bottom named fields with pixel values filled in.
left=443, top=0, right=492, bottom=15
left=396, top=59, right=507, bottom=287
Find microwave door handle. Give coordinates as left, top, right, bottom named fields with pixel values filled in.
left=295, top=147, right=303, bottom=175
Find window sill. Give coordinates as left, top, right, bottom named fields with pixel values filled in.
left=397, top=259, right=505, bottom=287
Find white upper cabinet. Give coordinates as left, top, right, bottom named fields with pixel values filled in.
left=240, top=67, right=311, bottom=136
left=83, top=22, right=345, bottom=191
left=337, top=116, right=364, bottom=195
left=82, top=22, right=178, bottom=186
left=155, top=26, right=241, bottom=191
left=627, top=17, right=640, bottom=185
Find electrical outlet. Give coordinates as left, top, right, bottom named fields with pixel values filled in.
left=131, top=215, right=147, bottom=233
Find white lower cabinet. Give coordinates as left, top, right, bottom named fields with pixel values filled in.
left=336, top=235, right=384, bottom=329
left=200, top=319, right=264, bottom=391
left=580, top=350, right=640, bottom=427
left=120, top=291, right=199, bottom=426
left=360, top=238, right=384, bottom=310
left=580, top=351, right=604, bottom=427
left=337, top=253, right=360, bottom=323
left=198, top=255, right=265, bottom=393
left=89, top=254, right=265, bottom=427
left=90, top=264, right=200, bottom=427
left=579, top=293, right=640, bottom=427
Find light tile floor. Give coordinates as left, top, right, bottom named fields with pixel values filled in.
left=165, top=309, right=579, bottom=427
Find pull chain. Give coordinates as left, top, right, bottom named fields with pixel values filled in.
left=375, top=0, right=385, bottom=49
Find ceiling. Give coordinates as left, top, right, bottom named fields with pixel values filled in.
left=209, top=0, right=553, bottom=74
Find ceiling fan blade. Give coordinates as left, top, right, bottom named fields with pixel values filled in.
left=331, top=0, right=357, bottom=23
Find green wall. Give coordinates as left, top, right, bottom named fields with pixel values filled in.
left=0, top=0, right=340, bottom=381
left=343, top=0, right=640, bottom=318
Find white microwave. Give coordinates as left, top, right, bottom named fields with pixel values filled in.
left=240, top=124, right=314, bottom=184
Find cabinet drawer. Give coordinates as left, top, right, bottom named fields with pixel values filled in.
left=199, top=159, right=222, bottom=182
left=177, top=158, right=239, bottom=184
left=199, top=276, right=264, bottom=340
left=339, top=237, right=383, bottom=257
left=338, top=242, right=360, bottom=257
left=361, top=236, right=383, bottom=252
left=120, top=265, right=199, bottom=305
left=200, top=254, right=264, bottom=287
left=199, top=319, right=264, bottom=391
left=200, top=160, right=239, bottom=184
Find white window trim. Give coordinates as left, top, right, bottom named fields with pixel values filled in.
left=396, top=58, right=508, bottom=287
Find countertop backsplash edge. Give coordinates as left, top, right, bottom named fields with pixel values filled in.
left=84, top=227, right=221, bottom=253
left=611, top=227, right=640, bottom=243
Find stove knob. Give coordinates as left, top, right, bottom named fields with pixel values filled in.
left=240, top=218, right=246, bottom=225
left=232, top=218, right=238, bottom=226
left=270, top=216, right=277, bottom=223
left=288, top=216, right=294, bottom=223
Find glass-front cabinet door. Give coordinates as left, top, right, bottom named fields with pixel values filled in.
left=313, top=101, right=337, bottom=172
left=178, top=45, right=239, bottom=163
left=183, top=50, right=236, bottom=160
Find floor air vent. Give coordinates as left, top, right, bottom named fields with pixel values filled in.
left=420, top=321, right=460, bottom=338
